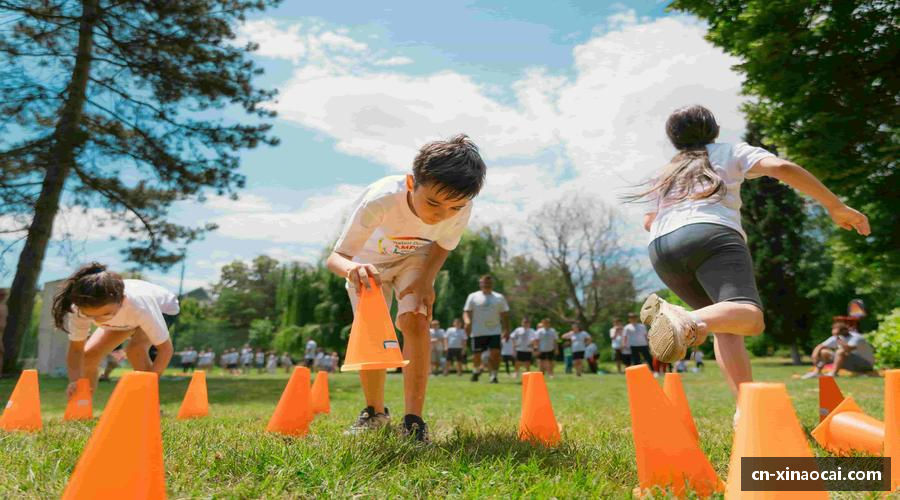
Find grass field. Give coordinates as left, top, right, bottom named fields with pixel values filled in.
left=0, top=359, right=889, bottom=498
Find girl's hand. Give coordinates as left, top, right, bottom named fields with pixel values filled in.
left=66, top=381, right=79, bottom=399
left=829, top=204, right=870, bottom=236
left=346, top=264, right=381, bottom=293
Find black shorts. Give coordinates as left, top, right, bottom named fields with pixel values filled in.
left=649, top=223, right=762, bottom=310
left=572, top=351, right=585, bottom=360
left=516, top=351, right=533, bottom=362
left=226, top=363, right=238, bottom=369
left=471, top=335, right=501, bottom=353
left=502, top=354, right=514, bottom=362
left=539, top=351, right=555, bottom=361
left=447, top=348, right=464, bottom=362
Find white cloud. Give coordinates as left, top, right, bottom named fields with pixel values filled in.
left=204, top=193, right=274, bottom=213
left=236, top=19, right=306, bottom=63
left=375, top=56, right=414, bottom=67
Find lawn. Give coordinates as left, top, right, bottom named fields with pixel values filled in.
left=0, top=360, right=888, bottom=498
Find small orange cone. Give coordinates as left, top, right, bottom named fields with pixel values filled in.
left=177, top=370, right=208, bottom=420
left=266, top=366, right=312, bottom=436
left=0, top=369, right=42, bottom=432
left=518, top=371, right=560, bottom=446
left=810, top=396, right=883, bottom=455
left=518, top=371, right=537, bottom=430
left=663, top=373, right=699, bottom=442
left=818, top=376, right=844, bottom=422
left=626, top=364, right=722, bottom=497
left=64, top=379, right=93, bottom=421
left=310, top=371, right=330, bottom=415
left=726, top=382, right=826, bottom=499
left=884, top=369, right=900, bottom=492
left=61, top=371, right=165, bottom=499
left=341, top=280, right=410, bottom=371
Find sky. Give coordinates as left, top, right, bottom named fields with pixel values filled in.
left=0, top=0, right=751, bottom=294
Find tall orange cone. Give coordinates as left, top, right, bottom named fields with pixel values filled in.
left=818, top=376, right=844, bottom=422
left=726, top=382, right=826, bottom=499
left=884, top=369, right=900, bottom=492
left=626, top=365, right=722, bottom=497
left=266, top=366, right=312, bottom=436
left=64, top=379, right=93, bottom=421
left=810, top=396, right=883, bottom=455
left=341, top=280, right=410, bottom=371
left=176, top=370, right=208, bottom=420
left=663, top=373, right=699, bottom=442
left=518, top=371, right=537, bottom=430
left=310, top=371, right=330, bottom=415
left=61, top=371, right=165, bottom=499
left=518, top=371, right=560, bottom=446
left=0, top=369, right=42, bottom=432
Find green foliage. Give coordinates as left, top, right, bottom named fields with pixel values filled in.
left=248, top=318, right=275, bottom=350
left=213, top=256, right=281, bottom=329
left=870, top=308, right=900, bottom=368
left=432, top=227, right=503, bottom=327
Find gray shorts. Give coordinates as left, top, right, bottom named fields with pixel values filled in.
left=649, top=223, right=762, bottom=310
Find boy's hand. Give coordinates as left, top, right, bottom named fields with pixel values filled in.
left=346, top=264, right=382, bottom=293
left=398, top=279, right=435, bottom=322
left=829, top=204, right=870, bottom=236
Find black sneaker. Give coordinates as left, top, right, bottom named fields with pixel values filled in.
left=471, top=370, right=481, bottom=382
left=345, top=406, right=391, bottom=435
left=401, top=414, right=430, bottom=443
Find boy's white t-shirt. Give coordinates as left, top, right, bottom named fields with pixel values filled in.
left=536, top=327, right=558, bottom=352
left=463, top=291, right=510, bottom=337
left=610, top=327, right=624, bottom=350
left=584, top=343, right=598, bottom=358
left=66, top=279, right=179, bottom=346
left=821, top=333, right=875, bottom=365
left=624, top=323, right=648, bottom=347
left=255, top=352, right=265, bottom=363
left=510, top=327, right=536, bottom=352
left=305, top=340, right=317, bottom=359
left=500, top=337, right=514, bottom=356
left=648, top=142, right=775, bottom=242
left=445, top=327, right=467, bottom=349
left=430, top=328, right=446, bottom=350
left=334, top=176, right=473, bottom=264
left=569, top=331, right=591, bottom=352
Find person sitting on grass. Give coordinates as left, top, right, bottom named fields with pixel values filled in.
left=54, top=262, right=179, bottom=399
left=804, top=321, right=875, bottom=378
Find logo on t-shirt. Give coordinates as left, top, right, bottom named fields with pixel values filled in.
left=377, top=236, right=432, bottom=255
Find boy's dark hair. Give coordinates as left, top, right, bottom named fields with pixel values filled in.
left=833, top=321, right=850, bottom=335
left=412, top=134, right=486, bottom=200
left=52, top=262, right=125, bottom=332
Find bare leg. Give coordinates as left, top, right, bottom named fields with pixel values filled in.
left=694, top=302, right=765, bottom=337
left=829, top=350, right=847, bottom=377
left=489, top=348, right=501, bottom=374
left=359, top=370, right=386, bottom=413
left=84, top=329, right=134, bottom=391
left=713, top=333, right=752, bottom=398
left=473, top=351, right=483, bottom=372
left=399, top=312, right=430, bottom=417
left=574, top=358, right=583, bottom=376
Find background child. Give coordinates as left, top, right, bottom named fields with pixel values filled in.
left=536, top=318, right=559, bottom=377
left=562, top=322, right=591, bottom=377
left=444, top=318, right=468, bottom=376
left=510, top=317, right=536, bottom=378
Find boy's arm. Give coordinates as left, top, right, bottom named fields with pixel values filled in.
left=326, top=251, right=381, bottom=291
left=398, top=243, right=451, bottom=321
left=66, top=340, right=86, bottom=398
left=750, top=157, right=870, bottom=235
left=151, top=339, right=174, bottom=376
left=643, top=212, right=656, bottom=232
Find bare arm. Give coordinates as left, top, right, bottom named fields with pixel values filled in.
left=643, top=212, right=657, bottom=232
left=65, top=340, right=86, bottom=397
left=501, top=311, right=510, bottom=336
left=326, top=251, right=382, bottom=291
left=398, top=243, right=451, bottom=321
left=151, top=339, right=174, bottom=376
left=750, top=157, right=870, bottom=235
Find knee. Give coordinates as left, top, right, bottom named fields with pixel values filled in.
left=742, top=304, right=765, bottom=336
left=83, top=349, right=104, bottom=368
left=396, top=313, right=427, bottom=335
left=126, top=340, right=149, bottom=357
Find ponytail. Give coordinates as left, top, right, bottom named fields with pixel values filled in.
left=52, top=262, right=125, bottom=332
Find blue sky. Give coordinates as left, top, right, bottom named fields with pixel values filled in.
left=1, top=0, right=751, bottom=294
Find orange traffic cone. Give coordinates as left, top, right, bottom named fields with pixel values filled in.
left=884, top=369, right=900, bottom=492
left=518, top=371, right=537, bottom=430
left=266, top=366, right=312, bottom=436
left=518, top=371, right=560, bottom=446
left=810, top=396, right=883, bottom=455
left=310, top=371, right=330, bottom=415
left=61, top=371, right=165, bottom=499
left=64, top=379, right=93, bottom=421
left=626, top=364, right=722, bottom=497
left=0, top=369, right=42, bottom=432
left=726, top=382, right=826, bottom=499
left=818, top=376, right=844, bottom=422
left=663, top=373, right=699, bottom=442
left=341, top=280, right=410, bottom=371
left=177, top=370, right=209, bottom=420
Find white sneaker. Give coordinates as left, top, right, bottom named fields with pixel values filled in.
left=641, top=294, right=707, bottom=364
left=800, top=371, right=821, bottom=380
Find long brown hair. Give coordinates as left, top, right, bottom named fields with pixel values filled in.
left=625, top=105, right=725, bottom=204
left=52, top=262, right=125, bottom=332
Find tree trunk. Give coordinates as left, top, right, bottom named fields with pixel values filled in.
left=1, top=0, right=98, bottom=375
left=790, top=338, right=802, bottom=366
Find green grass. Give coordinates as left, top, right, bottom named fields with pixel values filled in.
left=0, top=360, right=889, bottom=498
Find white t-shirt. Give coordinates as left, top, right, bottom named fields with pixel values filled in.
left=430, top=328, right=446, bottom=351
left=822, top=333, right=875, bottom=365
left=199, top=352, right=215, bottom=365
left=500, top=337, right=514, bottom=356
left=445, top=327, right=467, bottom=349
left=240, top=351, right=253, bottom=364
left=648, top=142, right=775, bottom=242
left=584, top=343, right=598, bottom=359
left=66, top=279, right=179, bottom=346
left=624, top=323, right=648, bottom=347
left=463, top=290, right=510, bottom=337
left=333, top=176, right=473, bottom=265
left=692, top=350, right=704, bottom=362
left=510, top=327, right=536, bottom=352
left=181, top=350, right=198, bottom=363
left=536, top=327, right=558, bottom=352
left=255, top=352, right=265, bottom=364
left=568, top=331, right=591, bottom=352
left=305, top=340, right=317, bottom=359
left=610, top=327, right=624, bottom=350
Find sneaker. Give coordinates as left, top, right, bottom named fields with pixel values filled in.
left=489, top=373, right=499, bottom=384
left=345, top=406, right=390, bottom=435
left=641, top=294, right=706, bottom=364
left=401, top=414, right=430, bottom=443
left=800, top=371, right=821, bottom=380
left=471, top=370, right=481, bottom=382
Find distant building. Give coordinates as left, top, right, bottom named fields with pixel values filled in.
left=182, top=287, right=212, bottom=305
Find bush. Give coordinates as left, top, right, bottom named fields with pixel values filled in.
left=870, top=308, right=900, bottom=368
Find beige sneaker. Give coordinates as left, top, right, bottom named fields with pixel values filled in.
left=640, top=294, right=706, bottom=363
